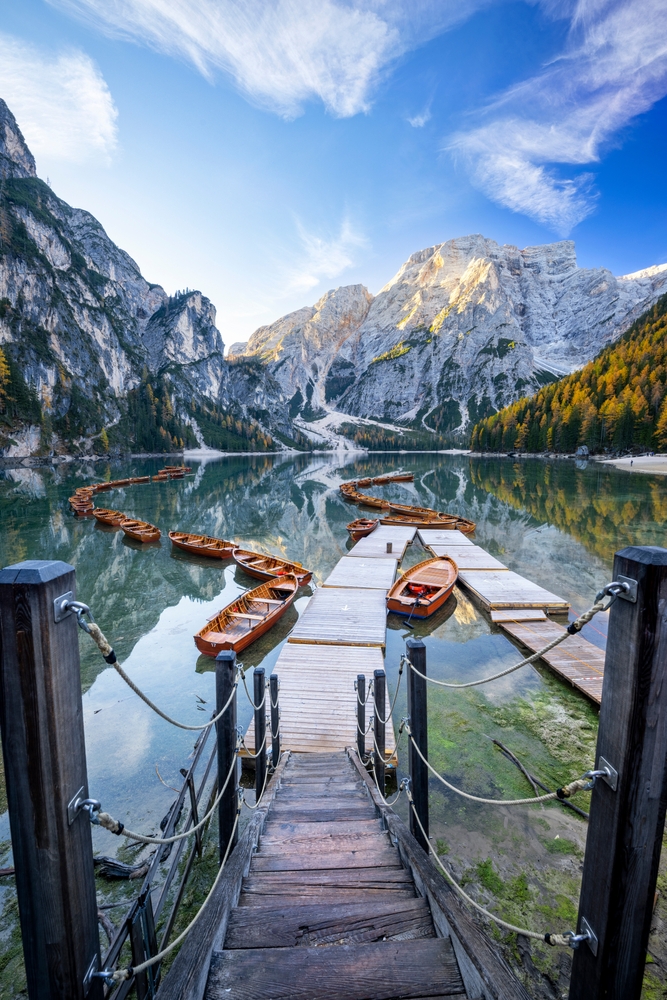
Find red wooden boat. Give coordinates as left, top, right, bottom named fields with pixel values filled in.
left=233, top=548, right=312, bottom=586
left=169, top=531, right=235, bottom=559
left=380, top=513, right=476, bottom=533
left=386, top=556, right=458, bottom=618
left=346, top=518, right=379, bottom=542
left=120, top=518, right=161, bottom=543
left=194, top=575, right=298, bottom=656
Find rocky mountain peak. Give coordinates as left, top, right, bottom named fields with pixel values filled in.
left=0, top=99, right=36, bottom=180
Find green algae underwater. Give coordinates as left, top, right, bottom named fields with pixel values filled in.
left=0, top=452, right=666, bottom=999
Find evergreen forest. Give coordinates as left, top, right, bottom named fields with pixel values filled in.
left=471, top=294, right=667, bottom=454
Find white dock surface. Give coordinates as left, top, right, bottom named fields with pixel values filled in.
left=243, top=643, right=396, bottom=756
left=323, top=556, right=397, bottom=590
left=349, top=524, right=416, bottom=559
left=288, top=586, right=387, bottom=646
left=428, top=544, right=507, bottom=571
left=458, top=570, right=569, bottom=611
left=417, top=529, right=473, bottom=546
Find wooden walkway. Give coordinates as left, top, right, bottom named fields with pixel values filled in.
left=244, top=645, right=396, bottom=758
left=349, top=525, right=416, bottom=559
left=498, top=618, right=605, bottom=704
left=161, top=752, right=531, bottom=1000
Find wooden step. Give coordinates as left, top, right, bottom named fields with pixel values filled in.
left=259, top=833, right=392, bottom=854
left=250, top=849, right=402, bottom=872
left=268, top=805, right=373, bottom=823
left=224, top=898, right=435, bottom=949
left=206, top=938, right=465, bottom=999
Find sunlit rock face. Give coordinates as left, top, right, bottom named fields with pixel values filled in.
left=236, top=235, right=667, bottom=434
left=0, top=99, right=226, bottom=454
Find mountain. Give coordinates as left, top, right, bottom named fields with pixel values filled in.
left=236, top=236, right=667, bottom=444
left=470, top=293, right=667, bottom=454
left=0, top=99, right=287, bottom=458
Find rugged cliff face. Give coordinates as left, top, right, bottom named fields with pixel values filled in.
left=0, top=98, right=260, bottom=458
left=236, top=235, right=667, bottom=440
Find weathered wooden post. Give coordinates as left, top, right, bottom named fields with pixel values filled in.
left=406, top=636, right=429, bottom=851
left=0, top=560, right=102, bottom=999
left=356, top=673, right=366, bottom=760
left=254, top=666, right=267, bottom=801
left=570, top=546, right=667, bottom=1000
left=270, top=673, right=280, bottom=768
left=374, top=668, right=386, bottom=794
left=215, top=650, right=238, bottom=864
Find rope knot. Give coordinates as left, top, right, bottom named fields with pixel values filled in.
left=98, top=811, right=124, bottom=836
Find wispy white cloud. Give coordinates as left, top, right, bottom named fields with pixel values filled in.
left=285, top=217, right=367, bottom=294
left=407, top=107, right=432, bottom=128
left=48, top=0, right=495, bottom=119
left=0, top=33, right=117, bottom=164
left=447, top=0, right=667, bottom=234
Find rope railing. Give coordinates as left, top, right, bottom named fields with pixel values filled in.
left=403, top=587, right=620, bottom=690
left=71, top=606, right=239, bottom=731
left=239, top=665, right=267, bottom=712
left=402, top=722, right=598, bottom=806
left=372, top=658, right=405, bottom=725
left=405, top=789, right=580, bottom=949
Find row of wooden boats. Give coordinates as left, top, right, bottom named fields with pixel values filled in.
left=68, top=466, right=192, bottom=514
left=340, top=475, right=476, bottom=533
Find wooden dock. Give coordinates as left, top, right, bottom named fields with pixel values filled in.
left=323, top=556, right=397, bottom=590
left=498, top=617, right=605, bottom=704
left=288, top=587, right=388, bottom=646
left=349, top=524, right=416, bottom=559
left=161, top=751, right=531, bottom=1000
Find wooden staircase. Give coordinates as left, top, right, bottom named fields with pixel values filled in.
left=205, top=752, right=466, bottom=1000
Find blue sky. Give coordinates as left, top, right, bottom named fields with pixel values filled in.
left=1, top=0, right=666, bottom=347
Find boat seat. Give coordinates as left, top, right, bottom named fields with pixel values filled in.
left=228, top=612, right=264, bottom=620
left=249, top=598, right=283, bottom=605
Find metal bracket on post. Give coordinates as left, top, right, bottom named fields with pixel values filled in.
left=53, top=591, right=74, bottom=622
left=616, top=576, right=638, bottom=603
left=67, top=786, right=85, bottom=825
left=580, top=917, right=598, bottom=956
left=83, top=954, right=100, bottom=995
left=598, top=756, right=618, bottom=791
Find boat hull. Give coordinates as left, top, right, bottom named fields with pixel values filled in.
left=233, top=549, right=312, bottom=586
left=93, top=508, right=125, bottom=526
left=120, top=518, right=161, bottom=543
left=194, top=577, right=298, bottom=656
left=386, top=556, right=458, bottom=618
left=169, top=531, right=234, bottom=559
left=346, top=518, right=379, bottom=542
left=387, top=582, right=456, bottom=617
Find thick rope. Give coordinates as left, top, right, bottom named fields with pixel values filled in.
left=239, top=730, right=268, bottom=760
left=97, top=751, right=239, bottom=844
left=405, top=598, right=609, bottom=690
left=105, top=807, right=242, bottom=984
left=241, top=754, right=274, bottom=810
left=373, top=659, right=405, bottom=725
left=405, top=727, right=590, bottom=806
left=240, top=667, right=267, bottom=712
left=356, top=679, right=374, bottom=707
left=86, top=623, right=238, bottom=731
left=406, top=791, right=571, bottom=947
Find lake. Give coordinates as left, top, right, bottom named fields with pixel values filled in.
left=1, top=452, right=665, bottom=998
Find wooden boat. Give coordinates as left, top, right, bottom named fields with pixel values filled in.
left=387, top=556, right=458, bottom=618
left=93, top=508, right=126, bottom=526
left=92, top=482, right=113, bottom=492
left=346, top=518, right=379, bottom=542
left=162, top=465, right=192, bottom=473
left=107, top=478, right=133, bottom=488
left=354, top=493, right=392, bottom=510
left=373, top=472, right=414, bottom=484
left=386, top=502, right=441, bottom=518
left=120, top=518, right=161, bottom=543
left=380, top=513, right=476, bottom=533
left=233, top=548, right=312, bottom=586
left=130, top=476, right=151, bottom=485
left=194, top=575, right=299, bottom=656
left=169, top=531, right=235, bottom=559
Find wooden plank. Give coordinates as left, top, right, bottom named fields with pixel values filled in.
left=244, top=643, right=395, bottom=757
left=224, top=898, right=434, bottom=949
left=206, top=939, right=464, bottom=1000
left=499, top=619, right=604, bottom=704
left=458, top=570, right=569, bottom=611
left=262, top=819, right=380, bottom=838
left=238, top=887, right=418, bottom=906
left=416, top=529, right=473, bottom=546
left=267, top=806, right=375, bottom=823
left=348, top=525, right=416, bottom=560
left=288, top=587, right=387, bottom=646
left=322, top=556, right=397, bottom=590
left=490, top=609, right=547, bottom=623
left=250, top=849, right=402, bottom=871
left=427, top=545, right=508, bottom=571
left=244, top=868, right=413, bottom=888
left=259, top=834, right=391, bottom=854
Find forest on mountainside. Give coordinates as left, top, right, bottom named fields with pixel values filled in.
left=471, top=294, right=667, bottom=454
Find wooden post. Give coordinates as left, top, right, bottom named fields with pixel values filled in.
left=254, top=667, right=267, bottom=802
left=215, top=650, right=238, bottom=865
left=0, top=560, right=102, bottom=999
left=406, top=636, right=429, bottom=851
left=270, top=673, right=280, bottom=768
left=356, top=673, right=366, bottom=761
left=374, top=668, right=386, bottom=795
left=570, top=546, right=667, bottom=1000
